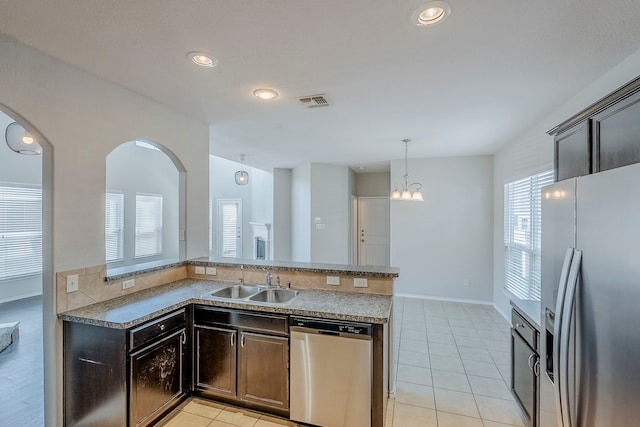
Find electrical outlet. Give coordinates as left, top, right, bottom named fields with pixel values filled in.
left=463, top=279, right=470, bottom=287
left=195, top=266, right=205, bottom=275
left=205, top=267, right=217, bottom=275
left=122, top=279, right=135, bottom=290
left=66, top=274, right=79, bottom=293
left=326, top=276, right=340, bottom=285
left=354, top=278, right=368, bottom=288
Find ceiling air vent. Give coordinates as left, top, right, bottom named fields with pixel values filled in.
left=297, top=94, right=330, bottom=108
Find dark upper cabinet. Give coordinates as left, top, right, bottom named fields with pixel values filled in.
left=555, top=120, right=591, bottom=181
left=549, top=76, right=640, bottom=181
left=592, top=89, right=640, bottom=172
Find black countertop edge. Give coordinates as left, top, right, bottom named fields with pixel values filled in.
left=186, top=257, right=400, bottom=278
left=510, top=299, right=542, bottom=331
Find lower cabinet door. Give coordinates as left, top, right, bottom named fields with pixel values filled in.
left=511, top=328, right=537, bottom=427
left=238, top=332, right=289, bottom=411
left=130, top=328, right=187, bottom=427
left=195, top=325, right=237, bottom=398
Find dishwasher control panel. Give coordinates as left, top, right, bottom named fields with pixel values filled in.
left=290, top=316, right=372, bottom=336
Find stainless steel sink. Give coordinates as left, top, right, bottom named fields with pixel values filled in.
left=211, top=284, right=263, bottom=299
left=249, top=288, right=299, bottom=303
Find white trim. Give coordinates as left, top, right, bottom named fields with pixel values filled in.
left=0, top=290, right=42, bottom=304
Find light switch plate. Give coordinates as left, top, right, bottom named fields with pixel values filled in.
left=354, top=278, right=368, bottom=288
left=326, top=276, right=340, bottom=285
left=195, top=266, right=205, bottom=275
left=66, top=274, right=79, bottom=293
left=206, top=267, right=217, bottom=275
left=122, top=279, right=135, bottom=290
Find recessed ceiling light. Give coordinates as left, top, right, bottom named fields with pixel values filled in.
left=253, top=88, right=279, bottom=101
left=187, top=51, right=217, bottom=68
left=412, top=1, right=451, bottom=27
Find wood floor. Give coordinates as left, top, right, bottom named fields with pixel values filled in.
left=0, top=295, right=44, bottom=427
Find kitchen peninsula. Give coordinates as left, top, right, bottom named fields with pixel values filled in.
left=59, top=259, right=398, bottom=427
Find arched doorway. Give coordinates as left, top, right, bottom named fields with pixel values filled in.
left=0, top=105, right=54, bottom=427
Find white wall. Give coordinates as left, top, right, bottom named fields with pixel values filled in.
left=357, top=172, right=390, bottom=197
left=0, top=112, right=43, bottom=302
left=492, top=46, right=640, bottom=318
left=0, top=38, right=209, bottom=426
left=106, top=141, right=180, bottom=267
left=272, top=168, right=292, bottom=261
left=309, top=164, right=352, bottom=264
left=210, top=155, right=274, bottom=259
left=391, top=155, right=494, bottom=302
left=291, top=163, right=311, bottom=262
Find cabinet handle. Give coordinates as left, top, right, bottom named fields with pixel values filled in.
left=516, top=323, right=525, bottom=329
left=528, top=353, right=535, bottom=370
left=534, top=359, right=541, bottom=377
left=181, top=330, right=187, bottom=344
left=159, top=324, right=166, bottom=331
left=231, top=333, right=235, bottom=347
left=241, top=334, right=245, bottom=348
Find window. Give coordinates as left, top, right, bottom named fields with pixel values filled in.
left=504, top=170, right=554, bottom=300
left=135, top=193, right=163, bottom=258
left=105, top=192, right=124, bottom=262
left=0, top=184, right=42, bottom=280
left=217, top=199, right=242, bottom=258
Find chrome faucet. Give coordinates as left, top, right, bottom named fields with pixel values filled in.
left=265, top=270, right=273, bottom=286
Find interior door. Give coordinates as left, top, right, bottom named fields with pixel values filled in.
left=357, top=197, right=390, bottom=266
left=217, top=199, right=242, bottom=258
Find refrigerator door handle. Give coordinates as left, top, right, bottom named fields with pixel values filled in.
left=559, top=249, right=582, bottom=427
left=553, top=247, right=575, bottom=427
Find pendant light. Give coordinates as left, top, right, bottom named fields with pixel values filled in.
left=235, top=154, right=249, bottom=185
left=390, top=139, right=424, bottom=202
left=5, top=122, right=43, bottom=155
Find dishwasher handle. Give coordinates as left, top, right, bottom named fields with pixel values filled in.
left=318, top=329, right=340, bottom=336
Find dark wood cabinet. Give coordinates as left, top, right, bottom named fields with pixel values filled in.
left=130, top=328, right=188, bottom=427
left=238, top=332, right=289, bottom=410
left=550, top=76, right=640, bottom=181
left=554, top=120, right=591, bottom=181
left=511, top=309, right=539, bottom=427
left=194, top=325, right=237, bottom=398
left=63, top=308, right=189, bottom=427
left=592, top=89, right=640, bottom=172
left=193, top=306, right=289, bottom=416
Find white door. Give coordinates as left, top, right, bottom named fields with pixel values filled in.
left=217, top=199, right=242, bottom=258
left=358, top=197, right=390, bottom=266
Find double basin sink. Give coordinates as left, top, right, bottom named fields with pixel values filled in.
left=210, top=284, right=299, bottom=304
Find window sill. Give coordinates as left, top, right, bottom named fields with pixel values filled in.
left=105, top=259, right=181, bottom=282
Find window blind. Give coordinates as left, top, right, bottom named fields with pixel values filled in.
left=135, top=194, right=163, bottom=258
left=105, top=192, right=124, bottom=262
left=0, top=184, right=42, bottom=280
left=219, top=200, right=240, bottom=258
left=504, top=170, right=554, bottom=300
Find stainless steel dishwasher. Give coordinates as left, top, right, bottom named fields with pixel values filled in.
left=289, top=316, right=372, bottom=427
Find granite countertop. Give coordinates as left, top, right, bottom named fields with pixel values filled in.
left=59, top=279, right=393, bottom=329
left=510, top=298, right=542, bottom=330
left=105, top=258, right=399, bottom=282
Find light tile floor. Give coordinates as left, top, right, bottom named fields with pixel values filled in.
left=160, top=296, right=524, bottom=427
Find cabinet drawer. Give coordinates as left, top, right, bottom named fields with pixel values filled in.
left=194, top=306, right=288, bottom=336
left=512, top=310, right=537, bottom=350
left=130, top=309, right=187, bottom=350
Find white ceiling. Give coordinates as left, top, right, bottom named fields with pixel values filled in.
left=2, top=0, right=640, bottom=171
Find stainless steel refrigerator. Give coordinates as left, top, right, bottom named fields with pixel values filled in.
left=540, top=162, right=640, bottom=427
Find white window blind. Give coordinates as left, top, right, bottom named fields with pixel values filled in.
left=135, top=194, right=163, bottom=258
left=504, top=170, right=554, bottom=300
left=105, top=192, right=124, bottom=262
left=218, top=200, right=241, bottom=258
left=0, top=184, right=42, bottom=280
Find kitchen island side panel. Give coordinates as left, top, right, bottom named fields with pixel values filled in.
left=63, top=321, right=127, bottom=427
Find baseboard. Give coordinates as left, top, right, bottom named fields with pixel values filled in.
left=394, top=292, right=493, bottom=306
left=0, top=291, right=42, bottom=305
left=492, top=303, right=511, bottom=322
